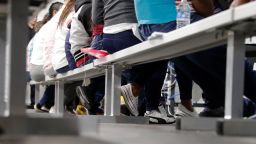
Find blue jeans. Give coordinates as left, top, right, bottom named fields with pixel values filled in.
left=136, top=20, right=176, bottom=111
left=173, top=44, right=256, bottom=108
left=27, top=72, right=35, bottom=105
left=56, top=65, right=70, bottom=73
left=65, top=30, right=76, bottom=70
left=139, top=21, right=176, bottom=40
left=39, top=85, right=55, bottom=109
left=85, top=34, right=104, bottom=64
left=89, top=30, right=142, bottom=113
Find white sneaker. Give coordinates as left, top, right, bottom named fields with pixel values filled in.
left=175, top=104, right=198, bottom=117
left=41, top=106, right=50, bottom=112
left=34, top=104, right=49, bottom=113
left=120, top=83, right=139, bottom=116
left=145, top=110, right=175, bottom=124
left=49, top=106, right=56, bottom=114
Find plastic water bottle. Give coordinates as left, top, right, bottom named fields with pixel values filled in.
left=166, top=62, right=176, bottom=115
left=176, top=0, right=191, bottom=29
left=160, top=62, right=177, bottom=116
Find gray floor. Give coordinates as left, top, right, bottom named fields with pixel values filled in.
left=1, top=123, right=256, bottom=144
left=24, top=107, right=256, bottom=144
left=92, top=123, right=256, bottom=144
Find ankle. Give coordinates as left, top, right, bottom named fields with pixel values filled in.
left=181, top=100, right=194, bottom=112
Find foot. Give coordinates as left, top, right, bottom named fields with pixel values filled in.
left=75, top=104, right=87, bottom=115
left=76, top=86, right=91, bottom=110
left=120, top=83, right=139, bottom=116
left=175, top=104, right=198, bottom=117
left=199, top=107, right=224, bottom=117
left=145, top=110, right=176, bottom=124
left=34, top=103, right=49, bottom=113
left=249, top=114, right=256, bottom=119
left=26, top=103, right=35, bottom=109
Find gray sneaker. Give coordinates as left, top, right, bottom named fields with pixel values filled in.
left=175, top=104, right=198, bottom=118
left=76, top=86, right=91, bottom=110
left=145, top=110, right=176, bottom=124
left=120, top=84, right=139, bottom=116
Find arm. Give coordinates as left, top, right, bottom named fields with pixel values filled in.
left=70, top=7, right=92, bottom=67
left=92, top=0, right=104, bottom=25
left=191, top=0, right=214, bottom=17
left=230, top=0, right=250, bottom=7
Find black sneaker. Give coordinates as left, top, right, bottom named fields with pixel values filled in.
left=199, top=107, right=224, bottom=117
left=26, top=104, right=35, bottom=109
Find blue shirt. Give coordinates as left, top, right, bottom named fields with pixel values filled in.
left=134, top=0, right=177, bottom=24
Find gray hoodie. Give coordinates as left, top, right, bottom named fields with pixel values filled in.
left=102, top=0, right=137, bottom=27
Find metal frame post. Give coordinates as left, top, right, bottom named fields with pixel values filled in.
left=54, top=81, right=64, bottom=116
left=110, top=64, right=122, bottom=116
left=0, top=40, right=6, bottom=116
left=104, top=68, right=112, bottom=116
left=5, top=0, right=28, bottom=116
left=224, top=31, right=245, bottom=119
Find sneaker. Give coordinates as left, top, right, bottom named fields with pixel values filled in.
left=76, top=86, right=91, bottom=110
left=49, top=106, right=56, bottom=114
left=34, top=103, right=49, bottom=113
left=26, top=104, right=35, bottom=109
left=175, top=104, right=198, bottom=117
left=145, top=110, right=176, bottom=124
left=41, top=106, right=50, bottom=112
left=120, top=84, right=139, bottom=116
left=75, top=104, right=88, bottom=115
left=80, top=47, right=109, bottom=59
left=249, top=114, right=256, bottom=119
left=199, top=107, right=224, bottom=117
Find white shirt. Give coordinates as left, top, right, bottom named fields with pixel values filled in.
left=103, top=23, right=137, bottom=34
left=52, top=11, right=75, bottom=70
left=30, top=31, right=44, bottom=65
left=70, top=6, right=91, bottom=62
left=42, top=6, right=64, bottom=73
left=103, top=23, right=142, bottom=41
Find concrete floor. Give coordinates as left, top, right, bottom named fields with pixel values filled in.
left=93, top=123, right=256, bottom=144
left=1, top=123, right=255, bottom=144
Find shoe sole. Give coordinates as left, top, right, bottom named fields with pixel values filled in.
left=34, top=108, right=49, bottom=113
left=76, top=86, right=90, bottom=110
left=121, top=85, right=138, bottom=116
left=147, top=116, right=176, bottom=124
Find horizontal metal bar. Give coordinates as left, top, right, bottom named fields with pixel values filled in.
left=176, top=117, right=220, bottom=131
left=217, top=119, right=256, bottom=136
left=95, top=30, right=227, bottom=67
left=0, top=116, right=97, bottom=136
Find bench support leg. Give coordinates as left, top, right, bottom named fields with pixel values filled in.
left=111, top=64, right=122, bottom=116
left=224, top=31, right=245, bottom=119
left=55, top=81, right=64, bottom=116
left=104, top=68, right=112, bottom=116
left=5, top=0, right=28, bottom=117
left=216, top=31, right=253, bottom=136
